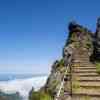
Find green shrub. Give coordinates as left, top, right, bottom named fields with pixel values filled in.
left=74, top=42, right=80, bottom=48
left=96, top=62, right=100, bottom=74
left=59, top=59, right=64, bottom=67
left=85, top=41, right=92, bottom=49
left=70, top=32, right=77, bottom=43
left=72, top=81, right=80, bottom=91
left=56, top=59, right=64, bottom=69
left=46, top=79, right=59, bottom=96
left=29, top=91, right=53, bottom=100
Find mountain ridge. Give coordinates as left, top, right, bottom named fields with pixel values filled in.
left=29, top=18, right=100, bottom=100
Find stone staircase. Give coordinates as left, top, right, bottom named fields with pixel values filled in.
left=71, top=48, right=100, bottom=100
left=55, top=48, right=100, bottom=100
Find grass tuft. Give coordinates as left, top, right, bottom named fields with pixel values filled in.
left=96, top=62, right=100, bottom=74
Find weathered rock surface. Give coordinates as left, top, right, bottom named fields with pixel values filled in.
left=93, top=17, right=100, bottom=61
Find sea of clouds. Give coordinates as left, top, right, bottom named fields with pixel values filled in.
left=0, top=76, right=48, bottom=100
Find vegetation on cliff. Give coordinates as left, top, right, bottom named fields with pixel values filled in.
left=29, top=90, right=53, bottom=100
left=96, top=62, right=100, bottom=74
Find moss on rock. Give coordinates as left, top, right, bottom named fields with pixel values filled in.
left=29, top=91, right=53, bottom=100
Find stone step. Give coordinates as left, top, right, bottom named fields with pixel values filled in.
left=73, top=57, right=89, bottom=59
left=76, top=76, right=100, bottom=81
left=75, top=56, right=89, bottom=58
left=78, top=80, right=100, bottom=82
left=72, top=61, right=90, bottom=63
left=73, top=69, right=97, bottom=72
left=73, top=59, right=88, bottom=62
left=73, top=58, right=89, bottom=60
left=73, top=56, right=89, bottom=58
left=80, top=85, right=100, bottom=88
left=72, top=64, right=94, bottom=66
left=72, top=62, right=94, bottom=64
left=72, top=64, right=95, bottom=67
left=74, top=54, right=89, bottom=56
left=72, top=66, right=96, bottom=69
left=73, top=67, right=96, bottom=69
left=73, top=70, right=97, bottom=73
left=73, top=72, right=99, bottom=76
left=78, top=81, right=100, bottom=87
left=63, top=79, right=100, bottom=83
left=73, top=88, right=100, bottom=97
left=76, top=74, right=100, bottom=77
left=72, top=93, right=100, bottom=99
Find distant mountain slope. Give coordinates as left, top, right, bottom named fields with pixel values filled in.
left=0, top=91, right=23, bottom=100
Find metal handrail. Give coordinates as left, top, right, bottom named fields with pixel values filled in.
left=54, top=61, right=72, bottom=100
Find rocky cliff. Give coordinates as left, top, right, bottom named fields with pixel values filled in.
left=92, top=18, right=100, bottom=61
left=29, top=18, right=100, bottom=100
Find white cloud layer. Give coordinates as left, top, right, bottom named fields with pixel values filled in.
left=0, top=76, right=48, bottom=100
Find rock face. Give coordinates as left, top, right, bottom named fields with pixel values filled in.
left=43, top=60, right=65, bottom=96
left=93, top=18, right=100, bottom=61
left=29, top=18, right=100, bottom=100
left=41, top=21, right=94, bottom=99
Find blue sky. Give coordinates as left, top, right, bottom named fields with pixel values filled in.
left=0, top=0, right=99, bottom=74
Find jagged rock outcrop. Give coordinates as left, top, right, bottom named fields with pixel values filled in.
left=41, top=21, right=94, bottom=99
left=93, top=17, right=100, bottom=61
left=29, top=18, right=100, bottom=100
